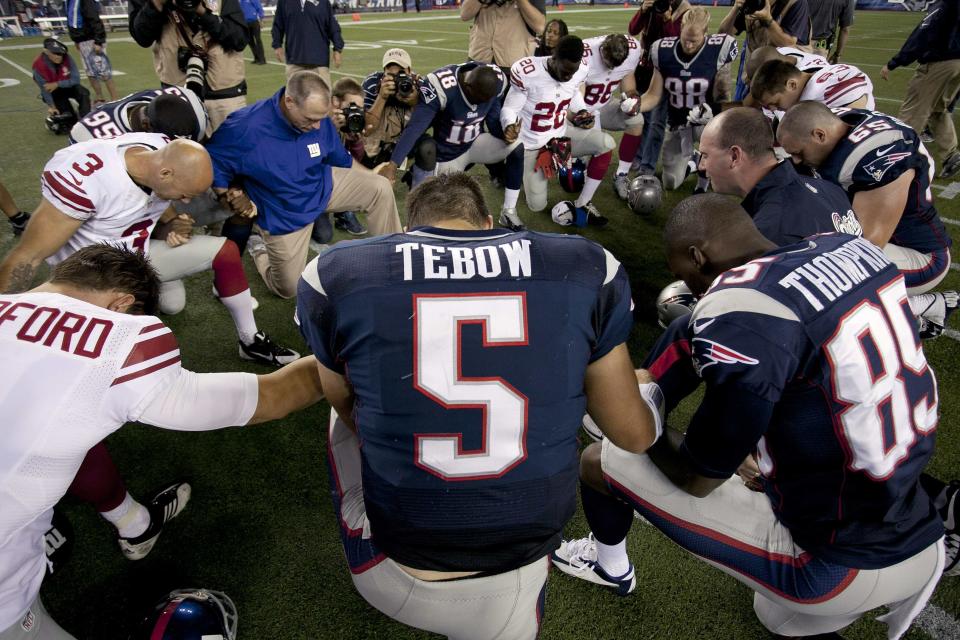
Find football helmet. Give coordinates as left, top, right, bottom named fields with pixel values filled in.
left=558, top=159, right=586, bottom=193
left=627, top=175, right=663, bottom=215
left=45, top=112, right=77, bottom=135
left=131, top=589, right=237, bottom=640
left=656, top=280, right=697, bottom=328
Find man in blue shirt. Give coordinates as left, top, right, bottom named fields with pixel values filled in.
left=206, top=71, right=402, bottom=299
left=272, top=0, right=344, bottom=89
left=239, top=0, right=266, bottom=65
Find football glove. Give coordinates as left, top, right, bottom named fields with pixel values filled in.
left=686, top=103, right=714, bottom=126
left=570, top=109, right=596, bottom=129
left=535, top=137, right=572, bottom=179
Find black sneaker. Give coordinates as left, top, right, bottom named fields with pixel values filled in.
left=118, top=482, right=191, bottom=561
left=239, top=331, right=300, bottom=366
left=9, top=211, right=29, bottom=236
left=941, top=151, right=960, bottom=179
left=334, top=211, right=367, bottom=236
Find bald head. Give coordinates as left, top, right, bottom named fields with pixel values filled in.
left=745, top=46, right=791, bottom=82
left=664, top=193, right=774, bottom=295
left=776, top=101, right=846, bottom=169
left=149, top=139, right=213, bottom=202
left=462, top=65, right=502, bottom=104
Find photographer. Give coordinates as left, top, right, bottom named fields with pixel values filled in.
left=128, top=0, right=248, bottom=133
left=31, top=38, right=91, bottom=134
left=719, top=0, right=810, bottom=50
left=361, top=48, right=419, bottom=167
left=460, top=0, right=545, bottom=70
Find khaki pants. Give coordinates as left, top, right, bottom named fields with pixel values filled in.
left=252, top=166, right=401, bottom=298
left=206, top=95, right=247, bottom=135
left=898, top=59, right=960, bottom=158
left=285, top=63, right=331, bottom=90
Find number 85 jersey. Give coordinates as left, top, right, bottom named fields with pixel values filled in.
left=40, top=134, right=172, bottom=267
left=652, top=34, right=738, bottom=128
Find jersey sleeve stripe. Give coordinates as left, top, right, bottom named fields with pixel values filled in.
left=41, top=171, right=95, bottom=212
left=823, top=76, right=867, bottom=103
left=111, top=354, right=181, bottom=387
left=140, top=322, right=167, bottom=335
left=121, top=332, right=179, bottom=368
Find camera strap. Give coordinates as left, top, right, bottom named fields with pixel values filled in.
left=170, top=10, right=204, bottom=51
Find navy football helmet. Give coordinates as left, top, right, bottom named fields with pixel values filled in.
left=132, top=589, right=237, bottom=640
left=558, top=158, right=586, bottom=193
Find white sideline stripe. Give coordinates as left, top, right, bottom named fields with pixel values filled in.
left=950, top=263, right=960, bottom=272
left=942, top=217, right=960, bottom=226
left=0, top=53, right=32, bottom=76
left=913, top=603, right=960, bottom=639
left=946, top=328, right=960, bottom=343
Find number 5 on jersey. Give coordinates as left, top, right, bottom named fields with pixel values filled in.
left=413, top=293, right=529, bottom=481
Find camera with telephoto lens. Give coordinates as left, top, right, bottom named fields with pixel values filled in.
left=478, top=0, right=509, bottom=6
left=740, top=0, right=766, bottom=14
left=341, top=104, right=366, bottom=134
left=653, top=0, right=671, bottom=13
left=393, top=72, right=415, bottom=99
left=177, top=46, right=207, bottom=98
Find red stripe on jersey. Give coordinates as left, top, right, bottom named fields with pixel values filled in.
left=120, top=331, right=179, bottom=368
left=139, top=322, right=166, bottom=334
left=510, top=71, right=524, bottom=90
left=111, top=354, right=181, bottom=387
left=823, top=75, right=866, bottom=103
left=42, top=171, right=95, bottom=212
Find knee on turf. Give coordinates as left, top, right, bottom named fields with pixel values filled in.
left=158, top=280, right=186, bottom=315
left=414, top=137, right=437, bottom=171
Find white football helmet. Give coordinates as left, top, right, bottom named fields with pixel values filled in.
left=656, top=280, right=697, bottom=328
left=627, top=175, right=663, bottom=215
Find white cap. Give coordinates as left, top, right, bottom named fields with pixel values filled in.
left=382, top=48, right=412, bottom=70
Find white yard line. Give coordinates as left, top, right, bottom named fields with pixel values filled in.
left=0, top=53, right=33, bottom=76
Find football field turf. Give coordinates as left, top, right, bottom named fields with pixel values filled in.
left=1, top=7, right=960, bottom=638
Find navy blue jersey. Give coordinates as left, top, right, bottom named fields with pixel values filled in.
left=296, top=227, right=633, bottom=572
left=819, top=108, right=951, bottom=254
left=683, top=233, right=942, bottom=569
left=651, top=34, right=738, bottom=128
left=390, top=62, right=508, bottom=164
left=69, top=86, right=205, bottom=143
left=744, top=161, right=863, bottom=245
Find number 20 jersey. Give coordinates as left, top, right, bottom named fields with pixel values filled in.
left=39, top=133, right=172, bottom=266
left=651, top=34, right=738, bottom=128
left=686, top=233, right=941, bottom=568
left=296, top=227, right=633, bottom=573
left=505, top=56, right=590, bottom=149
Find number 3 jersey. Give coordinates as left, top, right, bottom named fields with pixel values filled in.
left=39, top=133, right=172, bottom=266
left=683, top=233, right=942, bottom=569
left=69, top=86, right=205, bottom=144
left=580, top=35, right=643, bottom=115
left=818, top=108, right=950, bottom=255
left=502, top=56, right=590, bottom=150
left=651, top=34, right=738, bottom=128
left=392, top=62, right=508, bottom=164
left=296, top=227, right=633, bottom=573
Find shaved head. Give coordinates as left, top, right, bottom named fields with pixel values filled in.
left=151, top=139, right=213, bottom=201
left=776, top=101, right=846, bottom=169
left=664, top=193, right=774, bottom=295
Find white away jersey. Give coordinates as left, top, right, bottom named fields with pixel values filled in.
left=0, top=293, right=181, bottom=628
left=40, top=133, right=172, bottom=266
left=800, top=64, right=875, bottom=110
left=777, top=46, right=828, bottom=71
left=502, top=56, right=590, bottom=149
left=581, top=35, right=643, bottom=114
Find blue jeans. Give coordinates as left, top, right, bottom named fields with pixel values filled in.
left=636, top=95, right=667, bottom=174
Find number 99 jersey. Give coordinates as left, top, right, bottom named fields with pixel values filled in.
left=69, top=86, right=207, bottom=144
left=651, top=34, right=738, bottom=128
left=40, top=134, right=173, bottom=266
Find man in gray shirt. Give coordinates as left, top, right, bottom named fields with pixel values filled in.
left=809, top=0, right=854, bottom=63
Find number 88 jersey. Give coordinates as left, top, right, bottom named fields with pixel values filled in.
left=580, top=35, right=643, bottom=115
left=651, top=34, right=737, bottom=128
left=40, top=134, right=173, bottom=267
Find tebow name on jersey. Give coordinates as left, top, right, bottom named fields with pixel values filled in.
left=396, top=239, right=532, bottom=281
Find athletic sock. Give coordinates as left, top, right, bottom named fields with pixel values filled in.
left=220, top=289, right=258, bottom=345
left=616, top=161, right=633, bottom=175
left=101, top=492, right=151, bottom=539
left=576, top=177, right=602, bottom=208
left=596, top=539, right=631, bottom=577
left=503, top=188, right=520, bottom=209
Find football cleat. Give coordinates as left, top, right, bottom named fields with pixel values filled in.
left=613, top=173, right=630, bottom=200
left=943, top=481, right=959, bottom=577
left=551, top=535, right=636, bottom=596
left=627, top=175, right=663, bottom=215
left=334, top=211, right=367, bottom=236
left=239, top=331, right=300, bottom=367
left=915, top=291, right=959, bottom=340
left=582, top=202, right=609, bottom=227
left=119, top=482, right=192, bottom=561
left=9, top=211, right=30, bottom=236
left=498, top=207, right=525, bottom=231
left=940, top=150, right=960, bottom=179
left=656, top=280, right=698, bottom=328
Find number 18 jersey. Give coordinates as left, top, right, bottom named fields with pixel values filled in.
left=651, top=34, right=738, bottom=128
left=39, top=133, right=172, bottom=266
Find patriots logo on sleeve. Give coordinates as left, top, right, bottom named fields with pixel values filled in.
left=691, top=337, right=759, bottom=376
left=420, top=83, right=438, bottom=103
left=862, top=150, right=912, bottom=182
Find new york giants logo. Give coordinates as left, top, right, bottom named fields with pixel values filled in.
left=691, top=338, right=759, bottom=376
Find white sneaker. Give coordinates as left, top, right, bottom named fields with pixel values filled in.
left=118, top=482, right=191, bottom=561
left=498, top=207, right=525, bottom=231
left=551, top=534, right=636, bottom=595
left=582, top=413, right=603, bottom=441
left=246, top=233, right=266, bottom=259
left=915, top=291, right=959, bottom=340
left=613, top=173, right=630, bottom=200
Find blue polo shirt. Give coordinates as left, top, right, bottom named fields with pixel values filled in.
left=206, top=88, right=353, bottom=235
left=742, top=160, right=860, bottom=246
